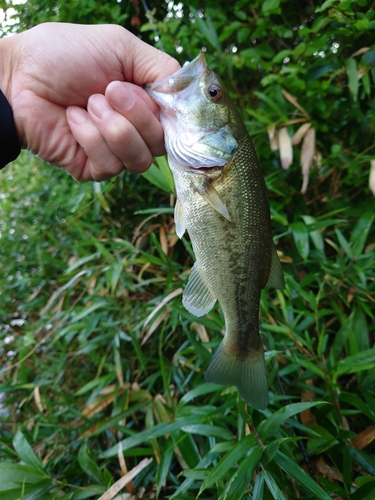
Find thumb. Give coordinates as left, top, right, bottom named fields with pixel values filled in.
left=119, top=31, right=181, bottom=85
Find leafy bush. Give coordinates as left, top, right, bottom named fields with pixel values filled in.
left=1, top=1, right=375, bottom=499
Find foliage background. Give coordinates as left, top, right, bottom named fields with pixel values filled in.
left=1, top=0, right=375, bottom=499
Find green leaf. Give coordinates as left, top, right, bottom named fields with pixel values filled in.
left=262, top=0, right=281, bottom=14
left=258, top=402, right=328, bottom=441
left=264, top=470, right=287, bottom=499
left=190, top=7, right=222, bottom=53
left=0, top=479, right=54, bottom=500
left=142, top=157, right=175, bottom=194
left=218, top=446, right=263, bottom=500
left=302, top=215, right=325, bottom=253
left=155, top=441, right=174, bottom=497
left=12, top=430, right=44, bottom=471
left=100, top=416, right=204, bottom=458
left=252, top=472, right=265, bottom=499
left=349, top=447, right=375, bottom=476
left=291, top=221, right=310, bottom=259
left=154, top=155, right=175, bottom=192
left=170, top=456, right=215, bottom=499
left=315, top=0, right=337, bottom=12
left=350, top=213, right=375, bottom=257
left=336, top=348, right=375, bottom=376
left=78, top=443, right=109, bottom=486
left=0, top=463, right=47, bottom=489
left=274, top=451, right=332, bottom=499
left=335, top=228, right=353, bottom=258
left=198, top=436, right=256, bottom=494
left=71, top=301, right=108, bottom=322
left=181, top=424, right=233, bottom=440
left=177, top=383, right=224, bottom=409
left=346, top=58, right=359, bottom=102
left=351, top=481, right=375, bottom=500
left=331, top=307, right=369, bottom=359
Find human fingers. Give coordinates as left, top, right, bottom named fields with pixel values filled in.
left=66, top=106, right=124, bottom=182
left=105, top=81, right=166, bottom=157
left=86, top=89, right=161, bottom=173
left=119, top=31, right=181, bottom=84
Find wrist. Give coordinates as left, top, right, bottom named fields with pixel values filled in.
left=0, top=36, right=22, bottom=168
left=0, top=36, right=14, bottom=105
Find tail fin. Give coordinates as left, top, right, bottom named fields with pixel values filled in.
left=205, top=342, right=268, bottom=410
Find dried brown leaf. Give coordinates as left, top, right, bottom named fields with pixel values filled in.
left=143, top=288, right=183, bottom=330
left=117, top=441, right=129, bottom=478
left=291, top=122, right=312, bottom=146
left=159, top=225, right=168, bottom=255
left=267, top=124, right=279, bottom=151
left=301, top=128, right=316, bottom=193
left=351, top=47, right=370, bottom=57
left=194, top=323, right=210, bottom=343
left=141, top=309, right=168, bottom=345
left=98, top=458, right=153, bottom=500
left=300, top=380, right=317, bottom=426
left=281, top=89, right=310, bottom=118
left=351, top=425, right=375, bottom=450
left=316, top=457, right=343, bottom=483
left=369, top=160, right=375, bottom=196
left=278, top=128, right=293, bottom=170
left=34, top=386, right=45, bottom=413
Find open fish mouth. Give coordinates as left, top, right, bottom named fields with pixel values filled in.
left=145, top=53, right=209, bottom=98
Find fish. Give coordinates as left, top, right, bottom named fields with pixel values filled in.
left=145, top=53, right=285, bottom=410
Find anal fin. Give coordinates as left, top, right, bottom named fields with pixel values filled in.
left=267, top=244, right=285, bottom=290
left=182, top=262, right=216, bottom=317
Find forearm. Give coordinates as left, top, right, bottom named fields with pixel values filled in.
left=0, top=36, right=21, bottom=168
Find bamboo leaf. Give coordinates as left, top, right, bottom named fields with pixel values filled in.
left=78, top=444, right=108, bottom=487
left=12, top=430, right=44, bottom=471
left=346, top=58, right=359, bottom=102
left=336, top=348, right=375, bottom=376
left=291, top=221, right=310, bottom=259
left=264, top=470, right=287, bottom=499
left=218, top=446, right=263, bottom=500
left=198, top=436, right=255, bottom=494
left=274, top=451, right=332, bottom=499
left=252, top=472, right=265, bottom=499
left=259, top=402, right=328, bottom=441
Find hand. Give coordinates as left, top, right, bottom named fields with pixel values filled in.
left=0, top=23, right=180, bottom=181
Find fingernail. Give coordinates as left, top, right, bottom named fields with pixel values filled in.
left=88, top=94, right=111, bottom=120
left=67, top=107, right=87, bottom=125
left=109, top=83, right=134, bottom=111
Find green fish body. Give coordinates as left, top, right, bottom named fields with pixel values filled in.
left=145, top=54, right=285, bottom=409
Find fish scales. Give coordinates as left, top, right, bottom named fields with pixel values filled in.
left=145, top=53, right=285, bottom=409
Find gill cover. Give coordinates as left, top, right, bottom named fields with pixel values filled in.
left=145, top=53, right=238, bottom=170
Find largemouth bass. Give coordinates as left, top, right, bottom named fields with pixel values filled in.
left=145, top=54, right=285, bottom=409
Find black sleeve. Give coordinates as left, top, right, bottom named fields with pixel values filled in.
left=0, top=90, right=21, bottom=169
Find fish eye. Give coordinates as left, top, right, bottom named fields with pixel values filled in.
left=207, top=84, right=223, bottom=102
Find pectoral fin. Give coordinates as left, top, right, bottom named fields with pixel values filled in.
left=182, top=262, right=216, bottom=317
left=199, top=184, right=231, bottom=221
left=174, top=198, right=186, bottom=239
left=267, top=245, right=285, bottom=290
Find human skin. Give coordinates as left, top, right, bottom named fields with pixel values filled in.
left=0, top=23, right=180, bottom=181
